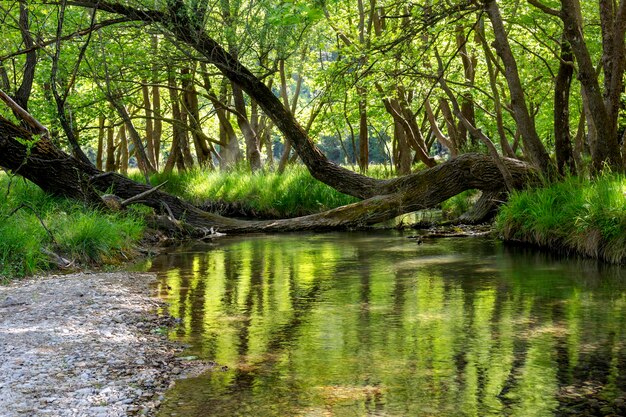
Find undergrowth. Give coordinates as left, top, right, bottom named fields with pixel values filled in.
left=496, top=174, right=626, bottom=263
left=0, top=173, right=145, bottom=280
left=131, top=165, right=365, bottom=218
left=441, top=190, right=480, bottom=220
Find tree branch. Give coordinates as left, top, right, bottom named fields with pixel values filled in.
left=0, top=17, right=132, bottom=62
left=527, top=0, right=561, bottom=17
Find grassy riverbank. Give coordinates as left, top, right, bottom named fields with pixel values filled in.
left=496, top=174, right=626, bottom=263
left=131, top=165, right=365, bottom=218
left=0, top=173, right=144, bottom=280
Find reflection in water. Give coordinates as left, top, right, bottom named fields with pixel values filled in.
left=151, top=232, right=626, bottom=416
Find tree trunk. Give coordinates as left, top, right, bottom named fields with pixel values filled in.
left=112, top=102, right=156, bottom=178
left=0, top=116, right=534, bottom=233
left=105, top=123, right=116, bottom=172
left=561, top=0, right=622, bottom=172
left=424, top=100, right=457, bottom=157
left=151, top=35, right=162, bottom=169
left=14, top=1, right=36, bottom=111
left=455, top=24, right=478, bottom=149
left=232, top=82, right=262, bottom=171
left=141, top=79, right=157, bottom=168
left=477, top=18, right=515, bottom=158
left=554, top=38, right=577, bottom=176
left=96, top=115, right=105, bottom=170
left=181, top=67, right=212, bottom=168
left=484, top=0, right=552, bottom=175
left=117, top=123, right=128, bottom=176
left=199, top=66, right=241, bottom=168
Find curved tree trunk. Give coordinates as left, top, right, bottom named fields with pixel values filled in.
left=1, top=116, right=534, bottom=233
left=72, top=0, right=380, bottom=199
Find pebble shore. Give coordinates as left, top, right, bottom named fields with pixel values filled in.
left=0, top=272, right=208, bottom=417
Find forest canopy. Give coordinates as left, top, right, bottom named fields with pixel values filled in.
left=0, top=0, right=625, bottom=231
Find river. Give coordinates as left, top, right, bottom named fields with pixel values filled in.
left=149, top=232, right=626, bottom=416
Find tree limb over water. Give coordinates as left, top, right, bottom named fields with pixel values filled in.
left=0, top=116, right=533, bottom=233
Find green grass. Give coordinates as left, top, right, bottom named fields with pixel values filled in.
left=441, top=190, right=480, bottom=220
left=131, top=165, right=364, bottom=218
left=496, top=174, right=626, bottom=263
left=0, top=173, right=145, bottom=280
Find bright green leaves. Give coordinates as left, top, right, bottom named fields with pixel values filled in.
left=267, top=0, right=324, bottom=26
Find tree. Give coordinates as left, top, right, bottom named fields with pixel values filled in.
left=3, top=0, right=625, bottom=234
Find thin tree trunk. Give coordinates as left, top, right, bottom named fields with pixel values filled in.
left=105, top=122, right=116, bottom=172
left=477, top=18, right=515, bottom=158
left=554, top=38, right=577, bottom=175
left=199, top=66, right=241, bottom=168
left=484, top=0, right=552, bottom=175
left=424, top=99, right=457, bottom=157
left=561, top=0, right=622, bottom=171
left=181, top=67, right=212, bottom=168
left=96, top=115, right=105, bottom=170
left=118, top=123, right=128, bottom=175
left=111, top=102, right=156, bottom=178
left=232, top=82, right=262, bottom=171
left=455, top=24, right=477, bottom=149
left=169, top=72, right=194, bottom=169
left=141, top=79, right=157, bottom=168
left=358, top=90, right=369, bottom=173
left=151, top=35, right=162, bottom=169
left=14, top=1, right=36, bottom=111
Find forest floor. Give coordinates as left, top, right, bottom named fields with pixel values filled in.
left=0, top=271, right=215, bottom=417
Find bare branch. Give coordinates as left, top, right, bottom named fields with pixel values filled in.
left=120, top=181, right=168, bottom=207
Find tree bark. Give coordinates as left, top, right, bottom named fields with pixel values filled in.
left=561, top=0, right=622, bottom=171
left=199, top=66, right=241, bottom=168
left=484, top=0, right=552, bottom=175
left=105, top=122, right=116, bottom=172
left=14, top=1, right=37, bottom=111
left=554, top=38, right=577, bottom=175
left=0, top=116, right=534, bottom=232
left=181, top=67, right=212, bottom=168
left=141, top=79, right=157, bottom=168
left=96, top=115, right=105, bottom=170
left=151, top=35, right=162, bottom=169
left=455, top=24, right=478, bottom=149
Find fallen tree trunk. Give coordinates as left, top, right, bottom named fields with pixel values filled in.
left=1, top=116, right=534, bottom=233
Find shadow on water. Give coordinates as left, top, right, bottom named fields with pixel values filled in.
left=149, top=231, right=626, bottom=416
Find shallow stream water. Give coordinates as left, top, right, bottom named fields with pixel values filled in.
left=150, top=232, right=626, bottom=416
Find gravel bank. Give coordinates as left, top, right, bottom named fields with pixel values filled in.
left=0, top=272, right=207, bottom=417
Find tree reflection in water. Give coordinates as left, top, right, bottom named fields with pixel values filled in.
left=150, top=232, right=626, bottom=417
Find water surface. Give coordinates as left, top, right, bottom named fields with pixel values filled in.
left=151, top=232, right=626, bottom=416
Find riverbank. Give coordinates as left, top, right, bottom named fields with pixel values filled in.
left=0, top=272, right=213, bottom=416
left=496, top=174, right=626, bottom=264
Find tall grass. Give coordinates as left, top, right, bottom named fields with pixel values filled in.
left=496, top=174, right=626, bottom=263
left=0, top=173, right=145, bottom=280
left=132, top=165, right=364, bottom=218
left=441, top=190, right=480, bottom=220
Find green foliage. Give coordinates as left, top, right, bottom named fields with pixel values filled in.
left=496, top=175, right=626, bottom=263
left=51, top=209, right=144, bottom=263
left=132, top=165, right=360, bottom=218
left=441, top=190, right=479, bottom=220
left=0, top=173, right=145, bottom=280
left=0, top=214, right=48, bottom=279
